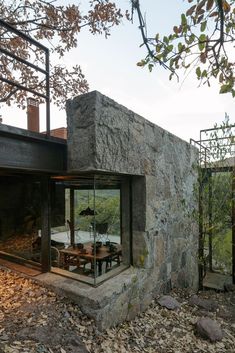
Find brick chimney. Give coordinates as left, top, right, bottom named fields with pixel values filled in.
left=27, top=98, right=39, bottom=132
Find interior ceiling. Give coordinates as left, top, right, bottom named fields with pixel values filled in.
left=51, top=174, right=124, bottom=185
left=0, top=170, right=126, bottom=187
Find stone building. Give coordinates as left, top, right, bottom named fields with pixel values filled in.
left=0, top=91, right=198, bottom=329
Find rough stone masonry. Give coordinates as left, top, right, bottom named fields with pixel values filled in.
left=64, top=91, right=198, bottom=329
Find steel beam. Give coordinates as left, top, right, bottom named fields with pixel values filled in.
left=0, top=126, right=66, bottom=173
left=208, top=171, right=213, bottom=272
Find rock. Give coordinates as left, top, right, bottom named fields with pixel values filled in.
left=157, top=295, right=180, bottom=310
left=189, top=295, right=218, bottom=311
left=195, top=317, right=224, bottom=342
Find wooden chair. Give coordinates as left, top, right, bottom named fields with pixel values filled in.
left=105, top=242, right=121, bottom=272
left=51, top=246, right=61, bottom=267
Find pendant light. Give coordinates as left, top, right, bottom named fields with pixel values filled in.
left=79, top=190, right=97, bottom=216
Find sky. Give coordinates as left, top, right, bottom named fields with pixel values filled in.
left=1, top=0, right=235, bottom=143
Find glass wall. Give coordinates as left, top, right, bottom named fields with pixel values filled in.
left=51, top=174, right=131, bottom=285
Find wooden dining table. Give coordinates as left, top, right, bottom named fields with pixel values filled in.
left=59, top=242, right=121, bottom=276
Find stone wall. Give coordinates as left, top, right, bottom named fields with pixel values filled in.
left=66, top=91, right=199, bottom=328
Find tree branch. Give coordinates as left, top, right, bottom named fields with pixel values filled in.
left=217, top=0, right=224, bottom=43
left=131, top=0, right=174, bottom=73
left=0, top=87, right=18, bottom=103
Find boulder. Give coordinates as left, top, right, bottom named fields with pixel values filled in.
left=189, top=295, right=218, bottom=312
left=157, top=295, right=180, bottom=310
left=195, top=317, right=224, bottom=342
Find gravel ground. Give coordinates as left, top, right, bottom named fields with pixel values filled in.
left=0, top=268, right=234, bottom=353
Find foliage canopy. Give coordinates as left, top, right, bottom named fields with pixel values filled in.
left=0, top=0, right=128, bottom=108
left=1, top=0, right=235, bottom=110
left=133, top=0, right=235, bottom=96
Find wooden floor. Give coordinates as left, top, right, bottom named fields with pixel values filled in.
left=203, top=271, right=232, bottom=290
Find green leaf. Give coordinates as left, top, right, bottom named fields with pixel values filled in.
left=199, top=34, right=206, bottom=42
left=156, top=54, right=163, bottom=60
left=198, top=42, right=205, bottom=51
left=167, top=44, right=174, bottom=52
left=219, top=73, right=224, bottom=83
left=200, top=21, right=207, bottom=32
left=188, top=33, right=195, bottom=44
left=148, top=64, right=154, bottom=72
left=178, top=42, right=184, bottom=52
left=198, top=34, right=206, bottom=51
left=201, top=69, right=207, bottom=78
left=181, top=13, right=187, bottom=26
left=169, top=58, right=175, bottom=68
left=137, top=60, right=146, bottom=67
left=163, top=36, right=169, bottom=44
left=196, top=66, right=201, bottom=79
left=155, top=44, right=161, bottom=53
left=220, top=84, right=231, bottom=94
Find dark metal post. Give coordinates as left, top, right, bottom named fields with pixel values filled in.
left=198, top=169, right=204, bottom=289
left=45, top=49, right=50, bottom=136
left=70, top=188, right=75, bottom=246
left=93, top=177, right=97, bottom=285
left=198, top=131, right=204, bottom=288
left=121, top=177, right=132, bottom=266
left=232, top=168, right=235, bottom=284
left=41, top=176, right=51, bottom=272
left=208, top=170, right=213, bottom=272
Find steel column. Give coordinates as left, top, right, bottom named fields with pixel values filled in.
left=45, top=48, right=50, bottom=136
left=232, top=168, right=235, bottom=284
left=198, top=169, right=204, bottom=289
left=41, top=176, right=51, bottom=272
left=208, top=171, right=213, bottom=272
left=69, top=189, right=75, bottom=246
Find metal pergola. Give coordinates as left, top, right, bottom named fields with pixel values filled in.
left=0, top=18, right=50, bottom=135
left=191, top=123, right=235, bottom=286
left=0, top=19, right=53, bottom=272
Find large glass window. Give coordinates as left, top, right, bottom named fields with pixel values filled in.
left=51, top=174, right=131, bottom=285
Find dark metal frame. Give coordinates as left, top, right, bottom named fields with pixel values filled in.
left=0, top=19, right=50, bottom=135
left=191, top=124, right=235, bottom=286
